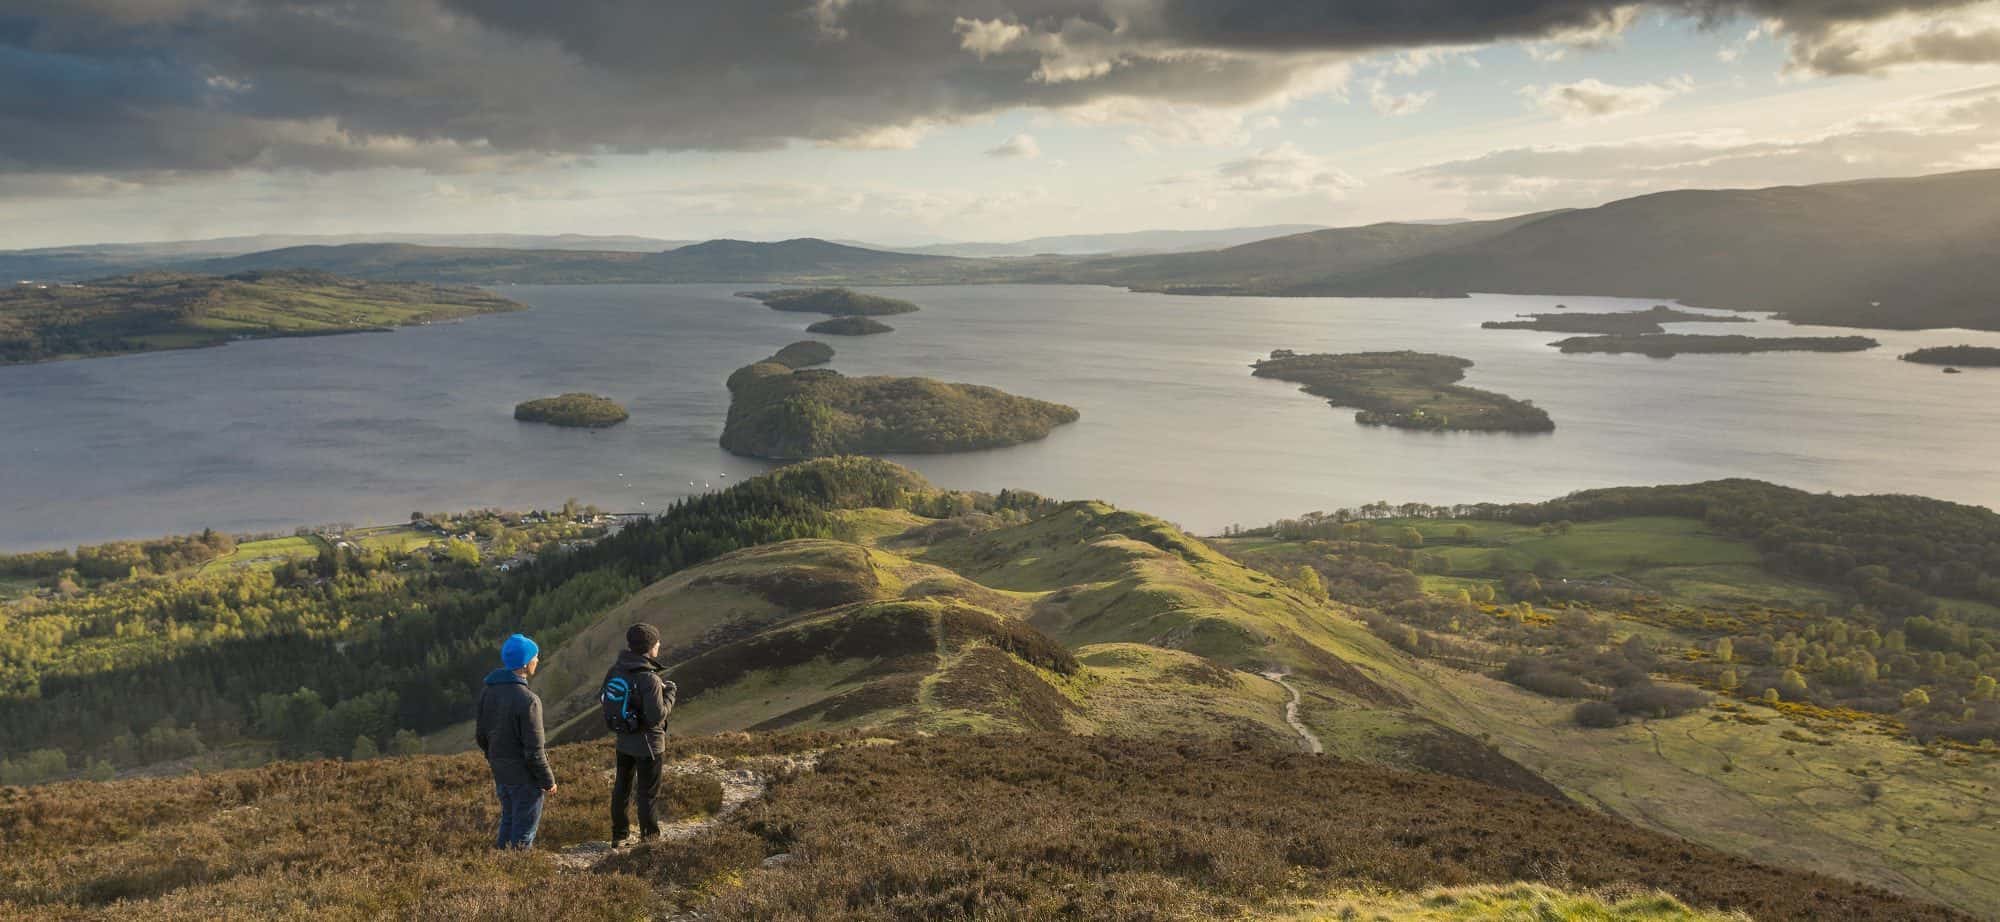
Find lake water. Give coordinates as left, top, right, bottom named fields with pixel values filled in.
left=4, top=284, right=1999, bottom=552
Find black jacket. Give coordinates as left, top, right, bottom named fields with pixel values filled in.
left=605, top=650, right=676, bottom=759
left=475, top=668, right=556, bottom=789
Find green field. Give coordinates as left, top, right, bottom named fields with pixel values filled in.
left=347, top=525, right=438, bottom=554
left=199, top=535, right=325, bottom=573
left=1388, top=515, right=1838, bottom=607
left=1401, top=666, right=2000, bottom=914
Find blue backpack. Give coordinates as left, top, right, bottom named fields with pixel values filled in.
left=600, top=673, right=644, bottom=734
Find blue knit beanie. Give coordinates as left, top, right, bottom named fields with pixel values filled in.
left=501, top=633, right=539, bottom=670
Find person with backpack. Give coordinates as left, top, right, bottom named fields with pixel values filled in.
left=601, top=623, right=677, bottom=845
left=476, top=632, right=557, bottom=849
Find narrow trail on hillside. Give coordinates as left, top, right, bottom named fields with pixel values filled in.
left=553, top=751, right=820, bottom=872
left=1263, top=672, right=1324, bottom=755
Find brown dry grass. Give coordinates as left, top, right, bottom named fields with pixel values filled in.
left=1, top=733, right=1970, bottom=921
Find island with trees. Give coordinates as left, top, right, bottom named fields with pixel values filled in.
left=738, top=287, right=921, bottom=316
left=0, top=270, right=522, bottom=365
left=1901, top=345, right=2000, bottom=368
left=1252, top=350, right=1554, bottom=433
left=513, top=393, right=630, bottom=428
left=1483, top=304, right=1752, bottom=335
left=721, top=342, right=1078, bottom=458
left=806, top=315, right=896, bottom=336
left=1550, top=334, right=1880, bottom=357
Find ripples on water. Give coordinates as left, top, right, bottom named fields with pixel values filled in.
left=3, top=283, right=1997, bottom=551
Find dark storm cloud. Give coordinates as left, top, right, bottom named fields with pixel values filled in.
left=0, top=0, right=1990, bottom=180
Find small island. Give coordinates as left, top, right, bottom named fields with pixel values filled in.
left=738, top=287, right=920, bottom=316
left=806, top=315, right=896, bottom=336
left=1901, top=345, right=2000, bottom=367
left=1550, top=333, right=1879, bottom=358
left=1483, top=305, right=1751, bottom=335
left=1251, top=350, right=1554, bottom=433
left=514, top=393, right=630, bottom=428
left=0, top=269, right=522, bottom=365
left=721, top=342, right=1078, bottom=458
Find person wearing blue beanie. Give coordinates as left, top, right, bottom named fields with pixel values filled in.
left=501, top=633, right=539, bottom=670
left=476, top=632, right=557, bottom=848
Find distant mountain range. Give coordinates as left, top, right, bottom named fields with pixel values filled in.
left=11, top=170, right=2000, bottom=329
left=1276, top=170, right=2000, bottom=330
left=0, top=233, right=689, bottom=281
left=885, top=225, right=1327, bottom=257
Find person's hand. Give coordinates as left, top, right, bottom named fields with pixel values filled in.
left=544, top=784, right=558, bottom=794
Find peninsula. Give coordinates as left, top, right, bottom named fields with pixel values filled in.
left=721, top=342, right=1078, bottom=458
left=738, top=287, right=920, bottom=316
left=0, top=269, right=522, bottom=365
left=1252, top=350, right=1554, bottom=433
left=1551, top=334, right=1880, bottom=358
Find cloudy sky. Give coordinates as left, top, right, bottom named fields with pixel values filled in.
left=5, top=0, right=2000, bottom=247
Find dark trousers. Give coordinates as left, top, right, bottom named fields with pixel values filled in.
left=494, top=782, right=545, bottom=849
left=611, top=751, right=662, bottom=840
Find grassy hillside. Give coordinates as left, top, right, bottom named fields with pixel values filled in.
left=1220, top=493, right=2000, bottom=916
left=9, top=460, right=1996, bottom=917
left=0, top=734, right=1966, bottom=921
left=0, top=269, right=521, bottom=364
left=720, top=345, right=1079, bottom=459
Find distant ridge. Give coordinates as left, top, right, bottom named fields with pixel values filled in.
left=19, top=169, right=2000, bottom=329
left=1261, top=170, right=2000, bottom=330
left=0, top=233, right=688, bottom=281
left=893, top=224, right=1326, bottom=257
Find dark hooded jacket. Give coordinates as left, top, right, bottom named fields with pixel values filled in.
left=604, top=650, right=676, bottom=759
left=475, top=668, right=556, bottom=789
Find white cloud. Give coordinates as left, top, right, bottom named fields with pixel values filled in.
left=1523, top=5, right=1642, bottom=62
left=822, top=122, right=935, bottom=150
left=1413, top=83, right=2000, bottom=212
left=1522, top=76, right=1694, bottom=120
left=1369, top=78, right=1436, bottom=116
left=986, top=133, right=1042, bottom=158
left=953, top=17, right=1028, bottom=58
left=1059, top=62, right=1350, bottom=148
left=1783, top=2, right=2000, bottom=75
left=1158, top=142, right=1359, bottom=208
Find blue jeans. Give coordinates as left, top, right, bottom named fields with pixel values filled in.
left=494, top=782, right=546, bottom=849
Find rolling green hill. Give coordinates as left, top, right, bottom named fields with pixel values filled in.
left=0, top=269, right=522, bottom=364
left=6, top=460, right=1995, bottom=918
